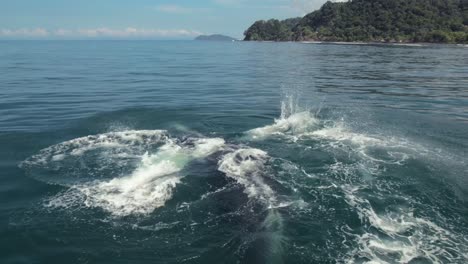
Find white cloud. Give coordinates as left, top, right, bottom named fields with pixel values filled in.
left=0, top=28, right=50, bottom=37
left=54, top=29, right=73, bottom=36
left=75, top=27, right=203, bottom=38
left=0, top=27, right=203, bottom=39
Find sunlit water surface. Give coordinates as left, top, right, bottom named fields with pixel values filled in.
left=1, top=41, right=467, bottom=264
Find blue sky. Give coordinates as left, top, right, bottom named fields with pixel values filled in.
left=0, top=0, right=335, bottom=39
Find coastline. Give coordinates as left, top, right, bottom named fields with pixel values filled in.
left=241, top=40, right=468, bottom=47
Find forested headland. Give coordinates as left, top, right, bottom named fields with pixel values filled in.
left=244, top=0, right=468, bottom=43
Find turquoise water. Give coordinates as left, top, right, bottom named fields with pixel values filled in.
left=1, top=41, right=467, bottom=263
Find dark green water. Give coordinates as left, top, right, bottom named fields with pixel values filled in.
left=0, top=41, right=467, bottom=263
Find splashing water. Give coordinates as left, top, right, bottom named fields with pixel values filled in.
left=241, top=95, right=468, bottom=263
left=218, top=148, right=286, bottom=263
left=18, top=95, right=468, bottom=263
left=22, top=131, right=225, bottom=216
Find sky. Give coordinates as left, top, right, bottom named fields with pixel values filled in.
left=0, top=0, right=339, bottom=39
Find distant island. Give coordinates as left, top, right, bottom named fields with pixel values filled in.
left=244, top=0, right=468, bottom=43
left=195, top=34, right=238, bottom=41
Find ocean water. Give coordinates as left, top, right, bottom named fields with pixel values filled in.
left=0, top=40, right=467, bottom=264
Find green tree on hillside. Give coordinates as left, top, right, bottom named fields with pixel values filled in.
left=244, top=0, right=468, bottom=43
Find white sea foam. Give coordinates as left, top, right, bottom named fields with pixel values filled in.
left=342, top=185, right=468, bottom=264
left=243, top=96, right=468, bottom=262
left=246, top=91, right=319, bottom=141
left=21, top=130, right=168, bottom=168
left=246, top=106, right=418, bottom=166
left=244, top=95, right=381, bottom=147
left=218, top=148, right=287, bottom=261
left=307, top=125, right=382, bottom=146
left=218, top=148, right=276, bottom=205
left=246, top=111, right=319, bottom=141
left=74, top=137, right=224, bottom=216
left=34, top=130, right=225, bottom=216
